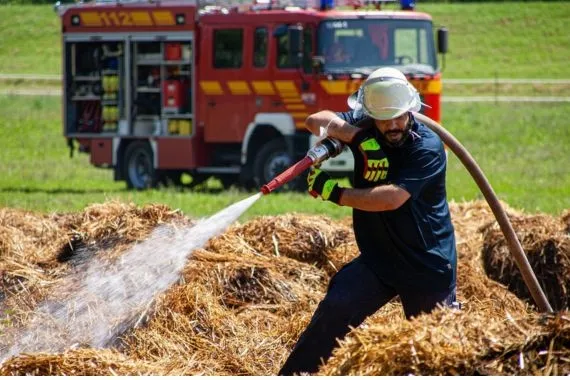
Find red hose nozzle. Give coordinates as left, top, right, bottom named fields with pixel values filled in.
left=260, top=156, right=314, bottom=195
left=260, top=138, right=344, bottom=195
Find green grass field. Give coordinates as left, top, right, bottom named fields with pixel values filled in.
left=0, top=2, right=569, bottom=78
left=0, top=95, right=568, bottom=219
left=425, top=2, right=570, bottom=79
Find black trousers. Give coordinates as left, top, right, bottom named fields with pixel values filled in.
left=278, top=256, right=456, bottom=376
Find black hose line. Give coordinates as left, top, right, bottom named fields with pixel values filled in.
left=413, top=112, right=553, bottom=313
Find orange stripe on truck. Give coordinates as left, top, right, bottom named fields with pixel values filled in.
left=409, top=79, right=442, bottom=94
left=319, top=80, right=359, bottom=95
left=80, top=12, right=103, bottom=26
left=200, top=81, right=224, bottom=95
left=251, top=81, right=275, bottom=95
left=152, top=11, right=175, bottom=26
left=228, top=81, right=251, bottom=95
left=130, top=11, right=153, bottom=26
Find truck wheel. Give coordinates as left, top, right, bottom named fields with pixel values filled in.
left=123, top=141, right=156, bottom=190
left=253, top=139, right=306, bottom=192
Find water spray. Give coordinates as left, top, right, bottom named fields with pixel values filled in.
left=0, top=193, right=262, bottom=363
left=259, top=115, right=553, bottom=313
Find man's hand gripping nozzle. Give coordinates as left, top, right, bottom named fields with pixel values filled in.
left=260, top=137, right=345, bottom=195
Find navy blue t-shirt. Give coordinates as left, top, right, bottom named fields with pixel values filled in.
left=337, top=112, right=457, bottom=292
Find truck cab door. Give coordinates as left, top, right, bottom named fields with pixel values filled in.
left=198, top=24, right=251, bottom=143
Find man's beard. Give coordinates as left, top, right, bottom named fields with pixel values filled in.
left=380, top=122, right=412, bottom=147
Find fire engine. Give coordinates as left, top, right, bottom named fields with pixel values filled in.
left=56, top=0, right=448, bottom=190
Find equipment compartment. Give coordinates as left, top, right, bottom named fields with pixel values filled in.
left=132, top=39, right=193, bottom=135
left=63, top=34, right=194, bottom=138
left=64, top=40, right=125, bottom=135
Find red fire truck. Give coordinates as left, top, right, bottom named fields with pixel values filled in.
left=57, top=0, right=448, bottom=190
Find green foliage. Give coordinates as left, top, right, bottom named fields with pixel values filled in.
left=0, top=95, right=568, bottom=218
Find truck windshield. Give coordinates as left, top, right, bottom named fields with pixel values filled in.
left=317, top=19, right=437, bottom=75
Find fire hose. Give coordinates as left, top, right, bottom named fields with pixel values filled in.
left=260, top=113, right=553, bottom=313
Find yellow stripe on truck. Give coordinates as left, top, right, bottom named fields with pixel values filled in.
left=80, top=12, right=103, bottom=26
left=320, top=79, right=444, bottom=95
left=152, top=11, right=175, bottom=26
left=320, top=80, right=362, bottom=95
left=282, top=97, right=302, bottom=104
left=286, top=104, right=306, bottom=110
left=274, top=81, right=299, bottom=96
left=251, top=81, right=275, bottom=95
left=426, top=79, right=442, bottom=94
left=228, top=81, right=251, bottom=95
left=409, top=79, right=442, bottom=95
left=130, top=11, right=153, bottom=26
left=200, top=81, right=224, bottom=95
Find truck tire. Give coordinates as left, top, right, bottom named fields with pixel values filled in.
left=123, top=141, right=156, bottom=190
left=253, top=139, right=306, bottom=192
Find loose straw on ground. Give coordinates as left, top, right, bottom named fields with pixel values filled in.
left=1, top=200, right=568, bottom=375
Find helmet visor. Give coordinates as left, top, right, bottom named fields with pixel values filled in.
left=347, top=77, right=428, bottom=120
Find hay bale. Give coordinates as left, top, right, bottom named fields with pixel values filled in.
left=117, top=244, right=331, bottom=375
left=447, top=201, right=529, bottom=316
left=123, top=266, right=319, bottom=375
left=0, top=202, right=190, bottom=365
left=321, top=308, right=570, bottom=376
left=52, top=201, right=186, bottom=264
left=480, top=313, right=570, bottom=375
left=0, top=349, right=162, bottom=375
left=481, top=213, right=570, bottom=311
left=1, top=200, right=565, bottom=376
left=562, top=210, right=570, bottom=234
left=220, top=266, right=297, bottom=308
left=206, top=214, right=353, bottom=273
left=0, top=208, right=71, bottom=319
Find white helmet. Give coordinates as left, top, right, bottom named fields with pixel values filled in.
left=347, top=67, right=424, bottom=120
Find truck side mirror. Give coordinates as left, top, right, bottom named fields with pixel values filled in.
left=288, top=25, right=304, bottom=68
left=437, top=27, right=448, bottom=54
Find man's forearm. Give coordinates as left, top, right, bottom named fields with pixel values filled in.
left=305, top=111, right=358, bottom=144
left=338, top=184, right=411, bottom=211
left=305, top=110, right=338, bottom=135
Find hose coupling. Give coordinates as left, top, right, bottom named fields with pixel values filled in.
left=306, top=138, right=345, bottom=166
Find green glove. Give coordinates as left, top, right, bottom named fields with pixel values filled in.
left=353, top=131, right=389, bottom=183
left=307, top=168, right=344, bottom=204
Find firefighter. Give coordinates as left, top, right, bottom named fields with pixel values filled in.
left=278, top=67, right=458, bottom=375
